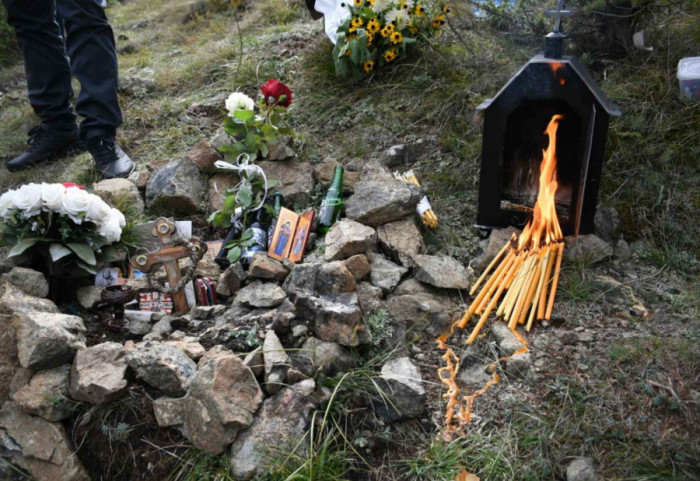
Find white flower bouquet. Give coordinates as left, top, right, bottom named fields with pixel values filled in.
left=0, top=182, right=127, bottom=277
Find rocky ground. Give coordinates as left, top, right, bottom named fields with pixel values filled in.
left=0, top=0, right=698, bottom=480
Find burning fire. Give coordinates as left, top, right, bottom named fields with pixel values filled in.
left=549, top=61, right=566, bottom=85
left=437, top=114, right=567, bottom=439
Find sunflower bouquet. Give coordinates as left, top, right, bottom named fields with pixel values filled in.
left=333, top=0, right=449, bottom=78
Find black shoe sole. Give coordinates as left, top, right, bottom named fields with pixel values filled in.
left=98, top=161, right=136, bottom=180
left=6, top=146, right=72, bottom=172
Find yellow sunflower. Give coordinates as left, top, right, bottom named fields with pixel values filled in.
left=432, top=15, right=445, bottom=28
left=443, top=4, right=450, bottom=14
left=351, top=17, right=363, bottom=28
left=415, top=4, right=426, bottom=16
left=384, top=48, right=397, bottom=62
left=354, top=0, right=363, bottom=6
left=367, top=32, right=374, bottom=46
left=364, top=60, right=375, bottom=72
left=367, top=18, right=380, bottom=33
left=390, top=31, right=403, bottom=44
left=380, top=24, right=395, bottom=37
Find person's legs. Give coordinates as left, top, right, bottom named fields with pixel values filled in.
left=2, top=0, right=76, bottom=131
left=56, top=0, right=133, bottom=178
left=2, top=0, right=80, bottom=171
left=56, top=0, right=121, bottom=140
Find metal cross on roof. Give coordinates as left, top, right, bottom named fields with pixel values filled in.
left=545, top=0, right=572, bottom=34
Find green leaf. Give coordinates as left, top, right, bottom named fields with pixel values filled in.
left=267, top=178, right=279, bottom=188
left=227, top=246, right=242, bottom=263
left=101, top=246, right=125, bottom=263
left=238, top=187, right=253, bottom=207
left=67, top=243, right=97, bottom=266
left=8, top=238, right=39, bottom=257
left=241, top=238, right=255, bottom=247
left=260, top=123, right=275, bottom=135
left=75, top=260, right=97, bottom=275
left=233, top=109, right=255, bottom=122
left=49, top=243, right=72, bottom=262
left=241, top=230, right=254, bottom=241
left=259, top=143, right=269, bottom=158
left=277, top=127, right=294, bottom=136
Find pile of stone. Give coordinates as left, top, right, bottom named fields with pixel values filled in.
left=0, top=160, right=476, bottom=481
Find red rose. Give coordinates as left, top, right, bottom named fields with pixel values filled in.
left=260, top=79, right=292, bottom=108
left=62, top=182, right=84, bottom=190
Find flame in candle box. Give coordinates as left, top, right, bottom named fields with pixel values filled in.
left=437, top=114, right=567, bottom=439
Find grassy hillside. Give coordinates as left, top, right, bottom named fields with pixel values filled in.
left=0, top=0, right=698, bottom=479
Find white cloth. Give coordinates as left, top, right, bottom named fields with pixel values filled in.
left=315, top=0, right=351, bottom=44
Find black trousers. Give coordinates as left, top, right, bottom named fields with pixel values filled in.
left=2, top=0, right=121, bottom=139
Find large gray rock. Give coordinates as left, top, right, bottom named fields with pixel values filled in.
left=369, top=254, right=407, bottom=293
left=373, top=357, right=425, bottom=422
left=566, top=457, right=597, bottom=481
left=297, top=337, right=354, bottom=376
left=345, top=179, right=423, bottom=227
left=186, top=138, right=220, bottom=173
left=11, top=365, right=71, bottom=421
left=230, top=380, right=318, bottom=480
left=217, top=262, right=246, bottom=297
left=323, top=220, right=377, bottom=261
left=258, top=160, right=314, bottom=205
left=76, top=286, right=103, bottom=310
left=284, top=261, right=355, bottom=297
left=235, top=281, right=287, bottom=309
left=17, top=312, right=86, bottom=371
left=343, top=254, right=371, bottom=281
left=376, top=216, right=425, bottom=266
left=355, top=282, right=384, bottom=313
left=564, top=234, right=613, bottom=265
left=93, top=178, right=144, bottom=213
left=248, top=253, right=289, bottom=281
left=0, top=284, right=59, bottom=403
left=153, top=347, right=263, bottom=455
left=0, top=267, right=49, bottom=298
left=262, top=330, right=291, bottom=394
left=413, top=254, right=470, bottom=290
left=594, top=206, right=621, bottom=243
left=294, top=293, right=364, bottom=347
left=125, top=342, right=196, bottom=395
left=69, top=342, right=129, bottom=405
left=0, top=402, right=89, bottom=481
left=146, top=158, right=207, bottom=214
left=385, top=293, right=453, bottom=332
left=474, top=226, right=519, bottom=270
left=490, top=323, right=525, bottom=355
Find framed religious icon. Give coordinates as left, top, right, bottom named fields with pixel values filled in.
left=268, top=207, right=298, bottom=261
left=288, top=209, right=315, bottom=263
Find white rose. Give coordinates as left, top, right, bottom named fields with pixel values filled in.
left=0, top=190, right=16, bottom=219
left=85, top=196, right=112, bottom=225
left=61, top=187, right=93, bottom=224
left=111, top=208, right=126, bottom=228
left=99, top=214, right=122, bottom=243
left=225, top=92, right=255, bottom=115
left=13, top=183, right=43, bottom=217
left=40, top=183, right=66, bottom=212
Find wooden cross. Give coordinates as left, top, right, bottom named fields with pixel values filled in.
left=545, top=0, right=572, bottom=34
left=130, top=217, right=206, bottom=315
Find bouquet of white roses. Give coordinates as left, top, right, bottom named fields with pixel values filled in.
left=0, top=182, right=127, bottom=277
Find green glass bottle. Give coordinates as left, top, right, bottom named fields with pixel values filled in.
left=317, top=166, right=344, bottom=234
left=267, top=192, right=284, bottom=242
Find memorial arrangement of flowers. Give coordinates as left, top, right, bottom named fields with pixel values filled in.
left=220, top=79, right=295, bottom=159
left=0, top=183, right=127, bottom=277
left=333, top=0, right=449, bottom=78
